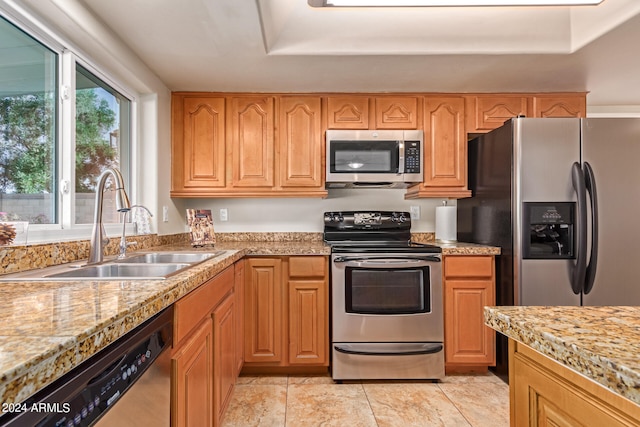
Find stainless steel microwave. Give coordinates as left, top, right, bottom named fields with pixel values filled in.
left=325, top=129, right=423, bottom=188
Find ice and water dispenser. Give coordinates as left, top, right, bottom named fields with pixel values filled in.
left=523, top=202, right=575, bottom=259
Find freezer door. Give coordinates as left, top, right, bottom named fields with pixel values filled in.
left=581, top=118, right=640, bottom=305
left=514, top=118, right=581, bottom=305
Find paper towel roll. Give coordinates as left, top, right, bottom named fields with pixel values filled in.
left=435, top=205, right=457, bottom=242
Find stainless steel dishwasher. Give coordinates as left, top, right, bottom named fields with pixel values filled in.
left=0, top=307, right=173, bottom=427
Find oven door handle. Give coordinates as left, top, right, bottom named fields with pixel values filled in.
left=333, top=256, right=441, bottom=264
left=334, top=343, right=443, bottom=356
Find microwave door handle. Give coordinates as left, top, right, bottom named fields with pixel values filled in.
left=398, top=140, right=405, bottom=174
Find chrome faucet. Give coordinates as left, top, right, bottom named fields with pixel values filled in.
left=88, top=168, right=131, bottom=265
left=118, top=204, right=153, bottom=259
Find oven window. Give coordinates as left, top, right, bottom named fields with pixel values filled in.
left=345, top=267, right=430, bottom=314
left=330, top=141, right=399, bottom=173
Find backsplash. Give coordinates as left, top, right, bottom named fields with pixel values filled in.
left=0, top=233, right=189, bottom=275
left=0, top=231, right=436, bottom=275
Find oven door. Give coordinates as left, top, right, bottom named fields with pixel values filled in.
left=331, top=254, right=443, bottom=343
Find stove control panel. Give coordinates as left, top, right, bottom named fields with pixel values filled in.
left=323, top=211, right=411, bottom=230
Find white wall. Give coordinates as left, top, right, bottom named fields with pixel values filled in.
left=182, top=190, right=452, bottom=233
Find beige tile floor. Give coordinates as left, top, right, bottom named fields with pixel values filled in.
left=221, top=372, right=509, bottom=427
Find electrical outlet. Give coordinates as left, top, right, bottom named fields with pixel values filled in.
left=162, top=206, right=169, bottom=222
left=219, top=208, right=228, bottom=222
left=410, top=205, right=420, bottom=220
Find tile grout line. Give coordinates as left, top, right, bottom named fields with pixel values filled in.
left=284, top=375, right=290, bottom=427
left=436, top=382, right=475, bottom=427
left=361, top=382, right=382, bottom=427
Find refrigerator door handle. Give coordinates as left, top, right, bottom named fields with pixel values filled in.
left=583, top=162, right=599, bottom=294
left=571, top=162, right=587, bottom=294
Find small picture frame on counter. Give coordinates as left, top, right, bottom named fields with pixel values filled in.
left=186, top=209, right=216, bottom=247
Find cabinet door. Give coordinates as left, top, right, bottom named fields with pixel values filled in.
left=229, top=96, right=275, bottom=188
left=234, top=260, right=245, bottom=375
left=172, top=318, right=213, bottom=427
left=465, top=95, right=529, bottom=133
left=287, top=256, right=328, bottom=366
left=405, top=96, right=471, bottom=199
left=444, top=256, right=496, bottom=367
left=172, top=95, right=226, bottom=193
left=424, top=96, right=467, bottom=189
left=532, top=94, right=586, bottom=118
left=278, top=96, right=323, bottom=188
left=288, top=279, right=328, bottom=365
left=244, top=258, right=283, bottom=363
left=511, top=341, right=640, bottom=427
left=445, top=279, right=495, bottom=365
left=213, top=294, right=236, bottom=427
left=326, top=96, right=369, bottom=129
left=375, top=96, right=420, bottom=129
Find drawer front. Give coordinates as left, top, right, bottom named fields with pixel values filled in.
left=174, top=266, right=234, bottom=345
left=444, top=256, right=494, bottom=278
left=288, top=256, right=327, bottom=278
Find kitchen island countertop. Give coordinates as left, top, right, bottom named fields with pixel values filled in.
left=484, top=305, right=640, bottom=405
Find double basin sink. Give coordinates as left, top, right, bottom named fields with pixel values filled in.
left=0, top=251, right=228, bottom=281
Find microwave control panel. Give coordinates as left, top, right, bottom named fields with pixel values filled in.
left=404, top=141, right=421, bottom=173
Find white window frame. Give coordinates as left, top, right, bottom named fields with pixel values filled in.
left=0, top=4, right=138, bottom=243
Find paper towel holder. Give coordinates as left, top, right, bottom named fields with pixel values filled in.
left=435, top=200, right=457, bottom=243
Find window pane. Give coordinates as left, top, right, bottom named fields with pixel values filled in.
left=75, top=64, right=130, bottom=224
left=0, top=16, right=57, bottom=224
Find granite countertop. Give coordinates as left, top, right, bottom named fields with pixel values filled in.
left=437, top=241, right=500, bottom=256
left=0, top=238, right=496, bottom=407
left=484, top=306, right=640, bottom=405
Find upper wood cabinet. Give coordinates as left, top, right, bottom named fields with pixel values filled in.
left=327, top=96, right=369, bottom=129
left=532, top=94, right=586, bottom=118
left=374, top=96, right=420, bottom=129
left=465, top=95, right=529, bottom=134
left=171, top=96, right=226, bottom=195
left=171, top=93, right=327, bottom=198
left=465, top=93, right=587, bottom=133
left=229, top=96, right=275, bottom=188
left=326, top=95, right=420, bottom=129
left=172, top=91, right=586, bottom=199
left=278, top=96, right=323, bottom=188
left=405, top=96, right=471, bottom=199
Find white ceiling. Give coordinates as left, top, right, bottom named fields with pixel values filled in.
left=77, top=0, right=640, bottom=106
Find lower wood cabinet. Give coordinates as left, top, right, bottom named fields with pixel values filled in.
left=510, top=340, right=640, bottom=427
left=443, top=255, right=496, bottom=370
left=244, top=256, right=329, bottom=369
left=172, top=317, right=213, bottom=427
left=213, top=294, right=236, bottom=425
left=234, top=259, right=245, bottom=375
left=171, top=265, right=237, bottom=427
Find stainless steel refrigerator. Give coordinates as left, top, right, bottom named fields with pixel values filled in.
left=457, top=117, right=640, bottom=373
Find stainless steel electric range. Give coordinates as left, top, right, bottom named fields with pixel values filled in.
left=324, top=211, right=444, bottom=381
